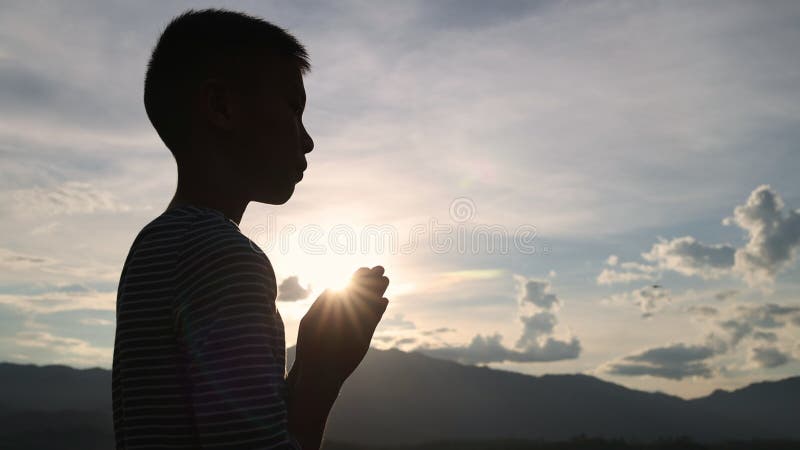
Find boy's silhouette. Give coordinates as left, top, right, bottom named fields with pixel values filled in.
left=113, top=8, right=389, bottom=449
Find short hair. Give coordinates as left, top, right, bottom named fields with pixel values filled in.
left=144, top=8, right=310, bottom=156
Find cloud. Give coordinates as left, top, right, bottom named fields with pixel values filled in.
left=3, top=181, right=132, bottom=216
left=750, top=346, right=791, bottom=368
left=605, top=343, right=719, bottom=380
left=725, top=185, right=800, bottom=286
left=687, top=305, right=719, bottom=317
left=521, top=279, right=560, bottom=309
left=0, top=287, right=115, bottom=314
left=515, top=311, right=557, bottom=347
left=78, top=317, right=114, bottom=326
left=277, top=276, right=311, bottom=302
left=752, top=331, right=778, bottom=342
left=11, top=330, right=111, bottom=368
left=420, top=327, right=456, bottom=336
left=636, top=186, right=800, bottom=286
left=597, top=255, right=658, bottom=285
left=596, top=257, right=659, bottom=286
left=604, top=285, right=671, bottom=318
left=377, top=313, right=416, bottom=330
left=417, top=333, right=580, bottom=365
left=416, top=276, right=580, bottom=364
left=0, top=248, right=56, bottom=271
left=596, top=267, right=657, bottom=285
left=719, top=319, right=754, bottom=346
left=0, top=249, right=116, bottom=282
left=716, top=303, right=800, bottom=346
left=643, top=236, right=735, bottom=279
left=714, top=289, right=739, bottom=301
left=739, top=303, right=800, bottom=327
left=414, top=0, right=551, bottom=30
left=394, top=337, right=417, bottom=346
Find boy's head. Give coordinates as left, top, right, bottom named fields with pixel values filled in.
left=144, top=9, right=313, bottom=205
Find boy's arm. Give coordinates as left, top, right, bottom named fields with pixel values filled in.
left=285, top=268, right=390, bottom=449
left=174, top=228, right=299, bottom=449
left=285, top=359, right=341, bottom=449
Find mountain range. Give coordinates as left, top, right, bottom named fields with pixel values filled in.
left=0, top=347, right=798, bottom=448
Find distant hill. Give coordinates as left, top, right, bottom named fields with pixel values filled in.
left=1, top=348, right=798, bottom=447
left=286, top=348, right=799, bottom=445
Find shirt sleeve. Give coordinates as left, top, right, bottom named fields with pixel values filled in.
left=173, top=218, right=300, bottom=449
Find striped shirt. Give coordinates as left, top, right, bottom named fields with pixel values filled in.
left=112, top=205, right=300, bottom=449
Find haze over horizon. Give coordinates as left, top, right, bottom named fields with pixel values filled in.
left=1, top=0, right=799, bottom=400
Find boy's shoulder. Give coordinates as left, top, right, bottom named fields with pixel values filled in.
left=139, top=205, right=241, bottom=238
left=131, top=205, right=266, bottom=260
left=128, top=205, right=276, bottom=294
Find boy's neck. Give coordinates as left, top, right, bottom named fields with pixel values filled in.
left=167, top=168, right=249, bottom=225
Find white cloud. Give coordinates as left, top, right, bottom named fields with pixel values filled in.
left=377, top=313, right=416, bottom=331
left=726, top=185, right=800, bottom=286
left=417, top=333, right=580, bottom=365
left=0, top=289, right=115, bottom=314
left=597, top=267, right=656, bottom=285
left=686, top=305, right=719, bottom=317
left=604, top=285, right=671, bottom=318
left=416, top=276, right=580, bottom=364
left=520, top=279, right=560, bottom=310
left=0, top=247, right=118, bottom=282
left=4, top=181, right=132, bottom=216
left=420, top=327, right=456, bottom=336
left=596, top=258, right=659, bottom=286
left=716, top=303, right=800, bottom=346
left=515, top=311, right=557, bottom=347
left=78, top=317, right=114, bottom=326
left=635, top=186, right=800, bottom=287
left=277, top=275, right=311, bottom=302
left=11, top=330, right=111, bottom=368
left=643, top=236, right=735, bottom=279
left=394, top=337, right=417, bottom=347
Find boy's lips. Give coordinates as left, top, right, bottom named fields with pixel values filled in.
left=296, top=161, right=307, bottom=181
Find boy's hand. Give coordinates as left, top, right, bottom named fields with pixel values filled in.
left=294, top=266, right=389, bottom=387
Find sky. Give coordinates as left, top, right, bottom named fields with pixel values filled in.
left=1, top=0, right=799, bottom=399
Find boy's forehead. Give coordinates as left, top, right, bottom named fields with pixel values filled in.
left=251, top=54, right=304, bottom=95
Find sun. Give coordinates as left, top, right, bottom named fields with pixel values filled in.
left=276, top=252, right=373, bottom=298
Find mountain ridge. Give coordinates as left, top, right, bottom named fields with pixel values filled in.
left=1, top=347, right=798, bottom=445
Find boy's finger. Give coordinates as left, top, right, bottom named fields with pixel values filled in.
left=351, top=275, right=389, bottom=298
left=354, top=293, right=389, bottom=318
left=370, top=275, right=389, bottom=297
left=351, top=267, right=371, bottom=279
left=377, top=297, right=388, bottom=315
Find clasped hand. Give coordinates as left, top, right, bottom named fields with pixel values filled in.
left=295, top=266, right=390, bottom=387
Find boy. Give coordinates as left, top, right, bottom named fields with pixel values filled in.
left=113, top=8, right=390, bottom=449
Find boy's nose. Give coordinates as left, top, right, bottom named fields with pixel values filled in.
left=303, top=131, right=314, bottom=154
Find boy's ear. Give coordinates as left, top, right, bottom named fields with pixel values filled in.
left=200, top=78, right=236, bottom=132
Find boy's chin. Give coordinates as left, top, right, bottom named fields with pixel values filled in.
left=253, top=184, right=295, bottom=205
